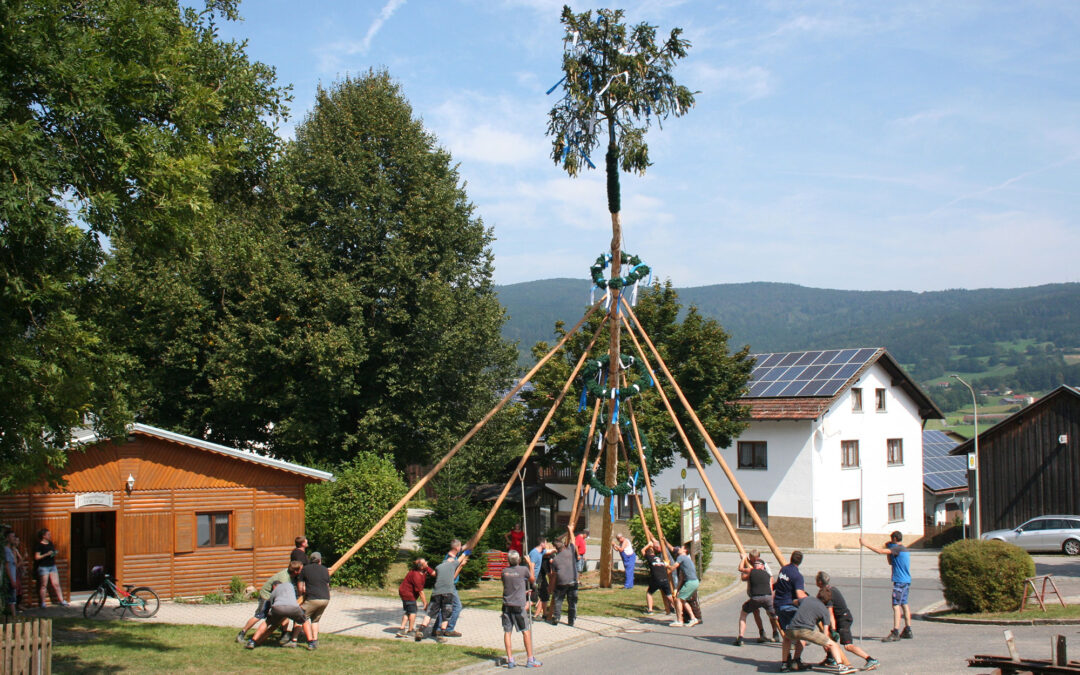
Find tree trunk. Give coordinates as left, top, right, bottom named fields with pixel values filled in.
left=599, top=209, right=622, bottom=588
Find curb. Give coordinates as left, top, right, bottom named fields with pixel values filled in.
left=915, top=598, right=1080, bottom=626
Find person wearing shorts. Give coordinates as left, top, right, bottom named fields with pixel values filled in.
left=294, top=551, right=331, bottom=649
left=246, top=581, right=313, bottom=650
left=416, top=547, right=468, bottom=643
left=397, top=557, right=433, bottom=638
left=641, top=540, right=672, bottom=614
left=815, top=571, right=879, bottom=671
left=860, top=531, right=912, bottom=641
left=500, top=550, right=541, bottom=668
left=782, top=595, right=855, bottom=674
left=773, top=550, right=808, bottom=669
left=33, top=529, right=68, bottom=608
left=735, top=555, right=776, bottom=645
left=667, top=545, right=700, bottom=627
left=236, top=561, right=301, bottom=643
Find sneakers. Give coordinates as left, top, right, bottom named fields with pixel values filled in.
left=780, top=661, right=793, bottom=673
left=414, top=630, right=424, bottom=642
left=436, top=635, right=448, bottom=644
left=818, top=657, right=837, bottom=668
left=836, top=666, right=857, bottom=675
left=278, top=632, right=293, bottom=646
left=524, top=657, right=542, bottom=668
left=236, top=631, right=247, bottom=644
left=757, top=633, right=769, bottom=644
left=505, top=658, right=516, bottom=668
left=772, top=632, right=782, bottom=643
left=882, top=629, right=900, bottom=642
left=307, top=640, right=318, bottom=651
left=734, top=636, right=744, bottom=647
left=442, top=630, right=462, bottom=637
left=395, top=630, right=409, bottom=638
left=283, top=640, right=297, bottom=648
left=900, top=626, right=913, bottom=639
left=669, top=620, right=685, bottom=627
left=864, top=657, right=880, bottom=670
left=686, top=618, right=701, bottom=627
left=792, top=659, right=807, bottom=671
left=245, top=639, right=256, bottom=650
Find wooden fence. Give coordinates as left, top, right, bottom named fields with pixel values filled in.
left=1, top=617, right=52, bottom=675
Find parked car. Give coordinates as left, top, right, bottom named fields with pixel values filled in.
left=981, top=515, right=1080, bottom=555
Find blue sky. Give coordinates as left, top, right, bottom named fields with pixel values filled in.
left=218, top=1, right=1080, bottom=291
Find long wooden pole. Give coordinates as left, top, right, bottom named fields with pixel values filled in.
left=618, top=312, right=749, bottom=559
left=625, top=398, right=674, bottom=568
left=600, top=215, right=623, bottom=588
left=622, top=298, right=785, bottom=566
left=464, top=326, right=603, bottom=552
left=568, top=398, right=603, bottom=533
left=328, top=301, right=603, bottom=575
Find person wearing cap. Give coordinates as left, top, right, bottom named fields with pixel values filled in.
left=289, top=551, right=331, bottom=649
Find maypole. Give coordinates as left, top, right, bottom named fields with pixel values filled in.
left=547, top=5, right=694, bottom=587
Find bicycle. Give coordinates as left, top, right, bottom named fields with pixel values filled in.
left=83, top=566, right=159, bottom=619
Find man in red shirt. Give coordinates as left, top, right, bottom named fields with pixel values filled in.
left=574, top=529, right=588, bottom=573
left=396, top=558, right=434, bottom=637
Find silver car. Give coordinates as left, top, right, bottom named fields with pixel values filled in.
left=981, top=515, right=1080, bottom=555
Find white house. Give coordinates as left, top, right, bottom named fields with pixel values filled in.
left=650, top=347, right=944, bottom=549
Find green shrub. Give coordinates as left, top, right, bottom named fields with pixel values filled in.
left=939, top=539, right=1035, bottom=612
left=627, top=501, right=712, bottom=574
left=229, top=575, right=246, bottom=599
left=306, top=451, right=408, bottom=588
left=202, top=591, right=226, bottom=604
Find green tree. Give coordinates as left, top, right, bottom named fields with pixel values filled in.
left=523, top=281, right=752, bottom=477
left=627, top=500, right=713, bottom=573
left=0, top=0, right=286, bottom=491
left=306, top=451, right=407, bottom=587
left=268, top=71, right=519, bottom=468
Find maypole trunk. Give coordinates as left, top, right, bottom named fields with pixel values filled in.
left=600, top=144, right=622, bottom=588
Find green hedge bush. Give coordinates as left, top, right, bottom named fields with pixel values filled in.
left=939, top=539, right=1035, bottom=613
left=627, top=501, right=713, bottom=574
left=306, top=452, right=407, bottom=588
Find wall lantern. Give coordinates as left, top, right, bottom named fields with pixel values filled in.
left=1059, top=434, right=1069, bottom=445
left=126, top=474, right=135, bottom=492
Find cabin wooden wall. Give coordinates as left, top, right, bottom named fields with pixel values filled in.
left=980, top=393, right=1080, bottom=531
left=0, top=433, right=318, bottom=599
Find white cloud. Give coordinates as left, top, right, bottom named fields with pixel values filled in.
left=314, top=0, right=406, bottom=74
left=688, top=63, right=773, bottom=101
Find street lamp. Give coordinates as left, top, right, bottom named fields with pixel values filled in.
left=950, top=375, right=980, bottom=538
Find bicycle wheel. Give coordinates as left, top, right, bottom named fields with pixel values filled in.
left=83, top=588, right=107, bottom=618
left=127, top=587, right=160, bottom=618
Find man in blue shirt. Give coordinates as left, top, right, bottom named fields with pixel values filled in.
left=860, top=531, right=912, bottom=641
left=772, top=550, right=808, bottom=672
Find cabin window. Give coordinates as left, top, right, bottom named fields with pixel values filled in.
left=887, top=438, right=903, bottom=465
left=841, top=440, right=860, bottom=468
left=737, top=441, right=768, bottom=469
left=875, top=388, right=887, bottom=411
left=842, top=499, right=861, bottom=528
left=738, top=501, right=769, bottom=529
left=197, top=513, right=230, bottom=548
left=888, top=495, right=905, bottom=523
left=851, top=388, right=863, bottom=412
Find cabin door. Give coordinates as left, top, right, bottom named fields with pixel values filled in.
left=70, top=511, right=116, bottom=591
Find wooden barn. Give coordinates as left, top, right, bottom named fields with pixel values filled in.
left=951, top=385, right=1080, bottom=532
left=0, top=424, right=332, bottom=599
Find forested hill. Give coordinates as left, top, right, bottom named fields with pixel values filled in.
left=496, top=279, right=1080, bottom=379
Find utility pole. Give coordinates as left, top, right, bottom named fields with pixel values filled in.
left=951, top=374, right=981, bottom=537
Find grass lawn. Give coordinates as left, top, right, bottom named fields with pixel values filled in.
left=51, top=618, right=498, bottom=674
left=937, top=604, right=1080, bottom=622
left=343, top=566, right=735, bottom=620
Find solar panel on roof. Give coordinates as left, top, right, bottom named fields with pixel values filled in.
left=922, top=429, right=967, bottom=491
left=746, top=348, right=879, bottom=398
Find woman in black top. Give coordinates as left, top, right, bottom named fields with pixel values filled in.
left=34, top=529, right=68, bottom=607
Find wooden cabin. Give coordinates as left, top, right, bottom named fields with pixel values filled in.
left=0, top=424, right=332, bottom=599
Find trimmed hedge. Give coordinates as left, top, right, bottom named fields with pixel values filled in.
left=939, top=539, right=1035, bottom=613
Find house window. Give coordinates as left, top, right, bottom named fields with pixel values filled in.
left=851, top=388, right=863, bottom=412
left=738, top=501, right=769, bottom=529
left=842, top=499, right=861, bottom=528
left=737, top=441, right=768, bottom=470
left=887, top=438, right=903, bottom=465
left=841, top=440, right=860, bottom=468
left=197, top=513, right=230, bottom=548
left=875, top=388, right=887, bottom=412
left=888, top=495, right=905, bottom=523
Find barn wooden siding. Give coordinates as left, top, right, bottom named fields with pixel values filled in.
left=978, top=389, right=1080, bottom=531
left=0, top=432, right=320, bottom=599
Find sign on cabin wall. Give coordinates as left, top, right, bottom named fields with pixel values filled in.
left=74, top=493, right=114, bottom=509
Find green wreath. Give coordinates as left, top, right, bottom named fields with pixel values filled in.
left=582, top=420, right=657, bottom=497
left=590, top=251, right=650, bottom=290
left=580, top=353, right=651, bottom=402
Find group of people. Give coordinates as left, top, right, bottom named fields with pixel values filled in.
left=732, top=530, right=914, bottom=673
left=2, top=527, right=70, bottom=614
left=236, top=536, right=331, bottom=651
left=638, top=539, right=702, bottom=627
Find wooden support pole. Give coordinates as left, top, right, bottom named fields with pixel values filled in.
left=622, top=298, right=786, bottom=567
left=328, top=300, right=603, bottom=575
left=568, top=398, right=603, bottom=535
left=464, top=325, right=604, bottom=553
left=618, top=312, right=748, bottom=559
left=626, top=398, right=675, bottom=571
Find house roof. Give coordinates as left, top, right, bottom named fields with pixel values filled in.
left=923, top=429, right=968, bottom=493
left=82, top=423, right=334, bottom=482
left=950, top=385, right=1080, bottom=455
left=742, top=347, right=944, bottom=421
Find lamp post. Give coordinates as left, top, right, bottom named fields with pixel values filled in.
left=950, top=375, right=980, bottom=538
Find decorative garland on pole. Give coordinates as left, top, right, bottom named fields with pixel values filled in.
left=580, top=353, right=651, bottom=401
left=589, top=251, right=650, bottom=290
left=582, top=418, right=657, bottom=496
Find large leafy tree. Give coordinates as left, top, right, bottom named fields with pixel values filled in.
left=271, top=71, right=521, bottom=468
left=523, top=281, right=752, bottom=480
left=0, top=0, right=286, bottom=491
